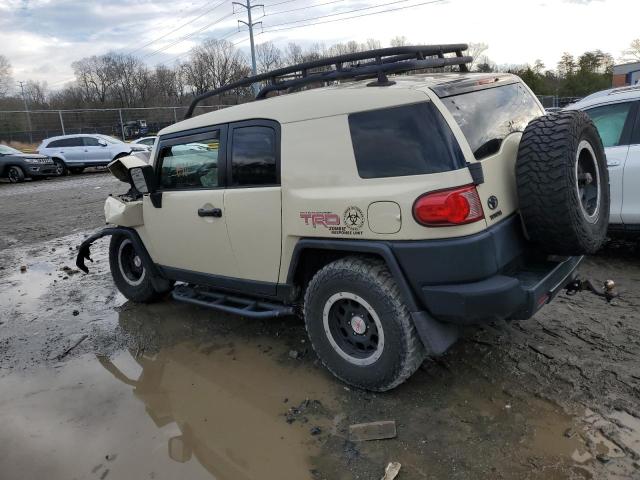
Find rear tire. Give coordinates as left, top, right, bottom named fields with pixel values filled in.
left=7, top=166, right=25, bottom=183
left=304, top=257, right=425, bottom=391
left=69, top=167, right=84, bottom=174
left=516, top=110, right=609, bottom=255
left=109, top=235, right=171, bottom=303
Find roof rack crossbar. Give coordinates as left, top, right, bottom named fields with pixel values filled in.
left=184, top=44, right=471, bottom=119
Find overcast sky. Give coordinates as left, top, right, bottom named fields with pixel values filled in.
left=0, top=0, right=637, bottom=90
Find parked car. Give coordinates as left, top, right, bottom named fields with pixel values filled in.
left=131, top=136, right=157, bottom=147
left=0, top=144, right=58, bottom=183
left=567, top=85, right=640, bottom=235
left=37, top=134, right=150, bottom=175
left=76, top=45, right=610, bottom=391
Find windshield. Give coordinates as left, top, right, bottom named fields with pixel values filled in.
left=442, top=83, right=543, bottom=160
left=0, top=144, right=21, bottom=155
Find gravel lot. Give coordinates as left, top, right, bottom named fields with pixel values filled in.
left=0, top=173, right=639, bottom=480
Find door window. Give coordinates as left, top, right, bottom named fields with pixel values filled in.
left=585, top=102, right=633, bottom=148
left=49, top=137, right=83, bottom=148
left=230, top=126, right=277, bottom=186
left=83, top=137, right=101, bottom=147
left=158, top=132, right=221, bottom=190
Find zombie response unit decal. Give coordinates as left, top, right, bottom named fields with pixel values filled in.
left=299, top=207, right=365, bottom=236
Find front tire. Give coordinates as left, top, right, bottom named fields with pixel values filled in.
left=52, top=158, right=67, bottom=176
left=304, top=257, right=425, bottom=391
left=109, top=235, right=170, bottom=303
left=7, top=166, right=25, bottom=183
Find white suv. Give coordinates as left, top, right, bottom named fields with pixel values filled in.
left=568, top=86, right=640, bottom=234
left=38, top=134, right=150, bottom=175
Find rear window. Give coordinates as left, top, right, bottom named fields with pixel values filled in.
left=348, top=102, right=466, bottom=179
left=47, top=138, right=83, bottom=148
left=442, top=83, right=543, bottom=160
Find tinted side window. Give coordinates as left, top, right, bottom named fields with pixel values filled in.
left=442, top=83, right=543, bottom=160
left=48, top=138, right=81, bottom=148
left=230, top=126, right=277, bottom=186
left=47, top=140, right=63, bottom=148
left=83, top=137, right=101, bottom=147
left=158, top=133, right=220, bottom=190
left=348, top=102, right=466, bottom=179
left=585, top=103, right=633, bottom=148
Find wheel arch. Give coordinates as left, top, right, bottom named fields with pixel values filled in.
left=76, top=226, right=168, bottom=291
left=287, top=239, right=421, bottom=312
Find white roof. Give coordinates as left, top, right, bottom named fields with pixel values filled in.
left=160, top=73, right=516, bottom=135
left=567, top=85, right=640, bottom=110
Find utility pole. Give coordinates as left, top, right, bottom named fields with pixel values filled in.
left=18, top=81, right=33, bottom=143
left=233, top=0, right=263, bottom=95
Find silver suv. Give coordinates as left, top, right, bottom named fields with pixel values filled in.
left=38, top=134, right=150, bottom=175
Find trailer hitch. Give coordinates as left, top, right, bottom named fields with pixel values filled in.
left=565, top=279, right=618, bottom=303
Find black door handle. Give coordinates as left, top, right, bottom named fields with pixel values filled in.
left=198, top=207, right=222, bottom=218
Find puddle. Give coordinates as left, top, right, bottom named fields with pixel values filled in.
left=0, top=339, right=338, bottom=480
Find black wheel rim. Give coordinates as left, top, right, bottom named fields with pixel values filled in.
left=576, top=140, right=601, bottom=223
left=327, top=298, right=380, bottom=360
left=8, top=168, right=19, bottom=182
left=118, top=240, right=145, bottom=285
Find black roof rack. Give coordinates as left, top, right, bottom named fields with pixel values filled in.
left=185, top=44, right=472, bottom=119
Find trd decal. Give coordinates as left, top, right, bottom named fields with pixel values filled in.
left=299, top=207, right=365, bottom=236
left=300, top=212, right=340, bottom=228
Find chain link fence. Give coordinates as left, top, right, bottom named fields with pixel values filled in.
left=1, top=96, right=587, bottom=145
left=0, top=106, right=228, bottom=145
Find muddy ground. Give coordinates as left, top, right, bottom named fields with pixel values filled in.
left=1, top=173, right=639, bottom=480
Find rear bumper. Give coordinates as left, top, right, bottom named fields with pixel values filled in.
left=391, top=215, right=582, bottom=325
left=418, top=255, right=581, bottom=324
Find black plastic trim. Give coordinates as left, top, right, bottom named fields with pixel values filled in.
left=75, top=227, right=167, bottom=291
left=158, top=265, right=280, bottom=298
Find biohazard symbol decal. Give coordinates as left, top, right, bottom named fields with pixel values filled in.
left=343, top=206, right=365, bottom=231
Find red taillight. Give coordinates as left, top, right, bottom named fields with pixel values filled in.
left=413, top=185, right=485, bottom=226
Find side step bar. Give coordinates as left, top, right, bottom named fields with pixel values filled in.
left=172, top=284, right=294, bottom=319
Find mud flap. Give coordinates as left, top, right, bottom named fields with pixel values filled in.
left=76, top=227, right=125, bottom=273
left=410, top=311, right=460, bottom=356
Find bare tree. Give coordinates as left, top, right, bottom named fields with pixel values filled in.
left=283, top=42, right=304, bottom=65
left=256, top=41, right=283, bottom=73
left=466, top=42, right=488, bottom=70
left=71, top=55, right=116, bottom=104
left=24, top=80, right=48, bottom=107
left=0, top=55, right=13, bottom=98
left=622, top=39, right=640, bottom=62
left=390, top=36, right=408, bottom=47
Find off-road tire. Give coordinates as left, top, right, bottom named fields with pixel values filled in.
left=52, top=158, right=67, bottom=176
left=304, top=256, right=425, bottom=391
left=109, top=235, right=168, bottom=303
left=7, top=166, right=25, bottom=183
left=516, top=110, right=609, bottom=255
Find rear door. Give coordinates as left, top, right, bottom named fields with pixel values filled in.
left=621, top=102, right=640, bottom=224
left=143, top=127, right=238, bottom=279
left=223, top=120, right=282, bottom=291
left=55, top=137, right=84, bottom=163
left=82, top=136, right=106, bottom=164
left=438, top=81, right=544, bottom=226
left=583, top=101, right=638, bottom=224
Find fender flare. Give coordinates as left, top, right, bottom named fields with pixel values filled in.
left=287, top=239, right=459, bottom=355
left=76, top=227, right=166, bottom=290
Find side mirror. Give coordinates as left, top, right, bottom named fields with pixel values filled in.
left=129, top=165, right=156, bottom=194
left=98, top=139, right=108, bottom=147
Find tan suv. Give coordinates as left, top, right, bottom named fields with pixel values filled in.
left=76, top=45, right=610, bottom=391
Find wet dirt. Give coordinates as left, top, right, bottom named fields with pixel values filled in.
left=1, top=174, right=639, bottom=479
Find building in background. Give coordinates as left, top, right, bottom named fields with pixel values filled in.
left=613, top=62, right=640, bottom=87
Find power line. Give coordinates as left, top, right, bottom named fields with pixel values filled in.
left=262, top=0, right=299, bottom=6
left=142, top=11, right=236, bottom=60
left=161, top=27, right=243, bottom=64
left=262, top=0, right=445, bottom=32
left=265, top=0, right=346, bottom=16
left=128, top=0, right=230, bottom=56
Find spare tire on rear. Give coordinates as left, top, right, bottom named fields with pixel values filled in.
left=516, top=110, right=609, bottom=255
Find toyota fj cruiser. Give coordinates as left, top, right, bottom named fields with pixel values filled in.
left=76, top=45, right=610, bottom=391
